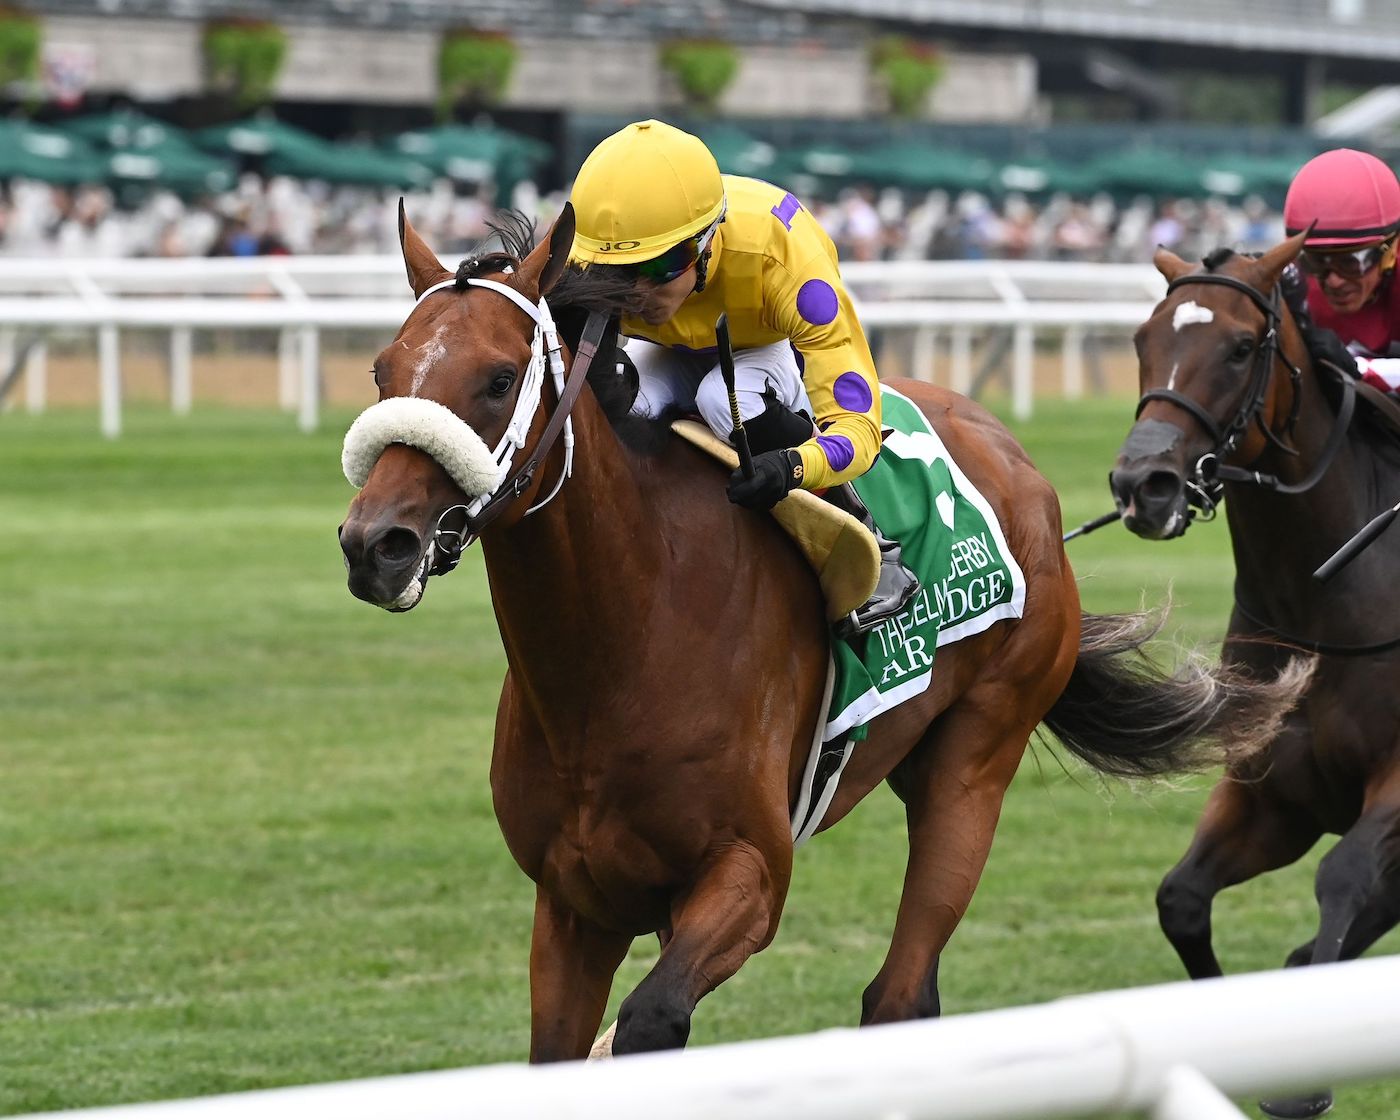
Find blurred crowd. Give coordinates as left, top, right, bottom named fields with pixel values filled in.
left=0, top=174, right=1288, bottom=263
left=809, top=186, right=1287, bottom=264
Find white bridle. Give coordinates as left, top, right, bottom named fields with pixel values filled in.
left=341, top=274, right=574, bottom=521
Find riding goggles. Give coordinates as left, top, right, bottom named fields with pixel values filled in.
left=1298, top=239, right=1394, bottom=280
left=635, top=205, right=727, bottom=284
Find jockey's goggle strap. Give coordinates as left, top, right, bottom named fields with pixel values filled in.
left=635, top=204, right=727, bottom=285
left=1298, top=238, right=1395, bottom=281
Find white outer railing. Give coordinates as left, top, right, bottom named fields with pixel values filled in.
left=11, top=956, right=1400, bottom=1120
left=0, top=257, right=1167, bottom=435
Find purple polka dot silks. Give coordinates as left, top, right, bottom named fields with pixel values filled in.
left=795, top=279, right=838, bottom=326
left=816, top=433, right=855, bottom=472
left=832, top=371, right=873, bottom=413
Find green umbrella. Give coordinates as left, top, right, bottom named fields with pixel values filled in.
left=193, top=117, right=333, bottom=161
left=772, top=141, right=861, bottom=183
left=0, top=119, right=106, bottom=183
left=698, top=124, right=777, bottom=178
left=857, top=143, right=995, bottom=192
left=1198, top=152, right=1309, bottom=199
left=391, top=123, right=550, bottom=196
left=106, top=145, right=235, bottom=194
left=1087, top=148, right=1211, bottom=197
left=63, top=109, right=187, bottom=152
left=267, top=141, right=434, bottom=189
left=994, top=157, right=1099, bottom=197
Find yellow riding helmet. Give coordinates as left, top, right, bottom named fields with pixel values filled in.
left=570, top=120, right=725, bottom=266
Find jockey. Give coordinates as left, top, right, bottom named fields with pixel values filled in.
left=568, top=119, right=918, bottom=636
left=1282, top=147, right=1400, bottom=395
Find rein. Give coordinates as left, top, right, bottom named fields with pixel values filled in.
left=1231, top=591, right=1400, bottom=658
left=1135, top=272, right=1355, bottom=516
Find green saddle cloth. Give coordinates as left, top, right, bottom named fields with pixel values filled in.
left=792, top=386, right=1026, bottom=846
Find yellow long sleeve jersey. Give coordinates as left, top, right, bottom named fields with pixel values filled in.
left=620, top=175, right=882, bottom=492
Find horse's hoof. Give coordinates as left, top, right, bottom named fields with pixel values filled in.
left=1258, top=1090, right=1334, bottom=1119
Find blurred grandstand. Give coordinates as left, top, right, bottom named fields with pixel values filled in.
left=0, top=0, right=1396, bottom=263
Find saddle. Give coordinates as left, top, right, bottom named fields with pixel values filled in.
left=671, top=419, right=879, bottom=622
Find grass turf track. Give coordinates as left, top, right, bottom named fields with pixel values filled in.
left=1, top=400, right=1396, bottom=1116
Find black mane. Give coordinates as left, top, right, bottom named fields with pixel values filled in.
left=1202, top=245, right=1237, bottom=272
left=452, top=211, right=662, bottom=447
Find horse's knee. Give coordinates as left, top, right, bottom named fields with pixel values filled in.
left=613, top=984, right=691, bottom=1054
left=1156, top=868, right=1212, bottom=945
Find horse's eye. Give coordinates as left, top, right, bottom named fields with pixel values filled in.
left=489, top=372, right=516, bottom=397
left=1230, top=339, right=1254, bottom=363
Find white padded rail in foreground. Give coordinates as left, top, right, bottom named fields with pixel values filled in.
left=16, top=956, right=1400, bottom=1120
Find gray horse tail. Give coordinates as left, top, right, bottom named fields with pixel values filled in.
left=1040, top=611, right=1313, bottom=778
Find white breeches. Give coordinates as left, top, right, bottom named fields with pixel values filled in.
left=625, top=337, right=815, bottom=437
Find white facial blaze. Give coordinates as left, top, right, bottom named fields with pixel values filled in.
left=1173, top=301, right=1214, bottom=331
left=409, top=327, right=449, bottom=396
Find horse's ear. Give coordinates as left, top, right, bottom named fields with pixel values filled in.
left=517, top=202, right=575, bottom=298
left=1252, top=227, right=1311, bottom=284
left=398, top=198, right=453, bottom=299
left=1153, top=245, right=1194, bottom=283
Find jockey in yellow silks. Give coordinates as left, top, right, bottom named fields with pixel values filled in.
left=568, top=119, right=918, bottom=636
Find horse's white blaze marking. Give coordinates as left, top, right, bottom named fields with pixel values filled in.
left=1173, top=301, right=1214, bottom=331
left=1167, top=361, right=1180, bottom=391
left=409, top=327, right=449, bottom=395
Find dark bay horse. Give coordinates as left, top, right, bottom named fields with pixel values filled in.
left=338, top=203, right=1303, bottom=1063
left=1111, top=232, right=1400, bottom=1119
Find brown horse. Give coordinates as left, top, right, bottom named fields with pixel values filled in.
left=338, top=203, right=1302, bottom=1063
left=1111, top=232, right=1400, bottom=1119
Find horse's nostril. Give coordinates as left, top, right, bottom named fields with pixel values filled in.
left=1139, top=470, right=1182, bottom=505
left=373, top=527, right=422, bottom=568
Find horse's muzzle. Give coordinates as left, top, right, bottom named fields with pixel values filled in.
left=338, top=518, right=429, bottom=611
left=1109, top=461, right=1190, bottom=541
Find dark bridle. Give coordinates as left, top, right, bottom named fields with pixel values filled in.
left=1134, top=271, right=1356, bottom=522
left=1135, top=270, right=1400, bottom=656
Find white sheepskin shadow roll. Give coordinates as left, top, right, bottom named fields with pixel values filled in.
left=342, top=396, right=504, bottom=499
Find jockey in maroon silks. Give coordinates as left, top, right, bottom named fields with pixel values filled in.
left=1282, top=148, right=1400, bottom=394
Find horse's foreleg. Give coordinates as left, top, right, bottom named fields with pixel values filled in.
left=1302, top=794, right=1400, bottom=968
left=1261, top=801, right=1400, bottom=1119
left=862, top=697, right=1029, bottom=1025
left=527, top=886, right=632, bottom=1063
left=1157, top=776, right=1322, bottom=980
left=612, top=840, right=787, bottom=1055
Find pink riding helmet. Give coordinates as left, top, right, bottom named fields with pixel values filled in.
left=1284, top=148, right=1400, bottom=247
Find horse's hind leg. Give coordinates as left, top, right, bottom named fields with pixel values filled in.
left=1260, top=802, right=1400, bottom=1119
left=527, top=887, right=633, bottom=1063
left=860, top=694, right=1033, bottom=1025
left=1157, top=774, right=1322, bottom=980
left=612, top=839, right=788, bottom=1055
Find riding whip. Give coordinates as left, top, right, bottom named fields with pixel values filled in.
left=715, top=312, right=755, bottom=479
left=1063, top=508, right=1121, bottom=542
left=1313, top=499, right=1400, bottom=582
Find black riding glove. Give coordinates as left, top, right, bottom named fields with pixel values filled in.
left=1302, top=322, right=1358, bottom=378
left=726, top=448, right=805, bottom=511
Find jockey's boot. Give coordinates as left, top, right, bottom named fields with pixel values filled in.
left=824, top=482, right=921, bottom=639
